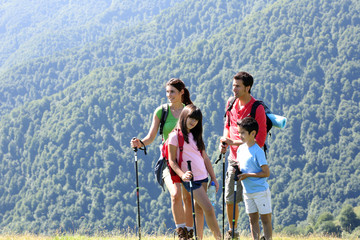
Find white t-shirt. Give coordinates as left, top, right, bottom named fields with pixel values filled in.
left=168, top=131, right=208, bottom=181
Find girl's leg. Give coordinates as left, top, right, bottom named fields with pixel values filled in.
left=193, top=183, right=221, bottom=240
left=182, top=184, right=193, bottom=227
left=164, top=175, right=185, bottom=224
left=195, top=200, right=204, bottom=239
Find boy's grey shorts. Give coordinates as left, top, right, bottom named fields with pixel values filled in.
left=225, top=164, right=243, bottom=204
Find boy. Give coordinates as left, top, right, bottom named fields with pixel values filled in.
left=236, top=117, right=272, bottom=240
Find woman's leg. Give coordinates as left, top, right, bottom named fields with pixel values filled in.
left=193, top=183, right=221, bottom=240
left=164, top=175, right=185, bottom=224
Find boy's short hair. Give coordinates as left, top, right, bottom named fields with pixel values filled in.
left=237, top=117, right=259, bottom=136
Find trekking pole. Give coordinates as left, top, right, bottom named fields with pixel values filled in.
left=132, top=138, right=147, bottom=240
left=215, top=143, right=226, bottom=240
left=232, top=165, right=242, bottom=240
left=187, top=160, right=198, bottom=240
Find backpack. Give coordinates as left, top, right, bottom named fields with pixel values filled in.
left=161, top=128, right=184, bottom=183
left=154, top=104, right=181, bottom=190
left=225, top=97, right=273, bottom=155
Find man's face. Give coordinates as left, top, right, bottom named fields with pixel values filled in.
left=232, top=79, right=249, bottom=99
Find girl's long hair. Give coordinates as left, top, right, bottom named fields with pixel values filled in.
left=166, top=78, right=192, bottom=105
left=178, top=104, right=205, bottom=151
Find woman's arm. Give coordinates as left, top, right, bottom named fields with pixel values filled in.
left=131, top=113, right=160, bottom=148
left=202, top=150, right=219, bottom=192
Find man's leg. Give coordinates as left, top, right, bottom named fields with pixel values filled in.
left=226, top=203, right=239, bottom=230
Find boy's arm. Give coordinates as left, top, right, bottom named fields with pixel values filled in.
left=239, top=165, right=270, bottom=180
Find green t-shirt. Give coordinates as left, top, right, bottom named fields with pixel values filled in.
left=155, top=104, right=179, bottom=141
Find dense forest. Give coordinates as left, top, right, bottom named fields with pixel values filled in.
left=0, top=0, right=359, bottom=238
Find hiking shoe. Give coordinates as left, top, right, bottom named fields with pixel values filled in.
left=175, top=227, right=188, bottom=240
left=187, top=229, right=194, bottom=240
left=225, top=230, right=239, bottom=240
left=260, top=236, right=266, bottom=240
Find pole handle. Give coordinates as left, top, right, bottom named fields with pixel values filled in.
left=234, top=165, right=242, bottom=181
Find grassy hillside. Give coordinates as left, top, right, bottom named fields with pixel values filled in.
left=0, top=0, right=359, bottom=237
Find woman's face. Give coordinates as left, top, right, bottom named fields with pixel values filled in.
left=166, top=85, right=183, bottom=103
left=186, top=117, right=199, bottom=131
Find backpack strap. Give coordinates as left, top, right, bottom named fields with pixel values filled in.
left=177, top=129, right=184, bottom=169
left=225, top=97, right=237, bottom=127
left=159, top=104, right=169, bottom=137
left=250, top=100, right=262, bottom=119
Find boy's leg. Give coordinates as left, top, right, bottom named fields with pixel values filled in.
left=260, top=213, right=272, bottom=240
left=248, top=212, right=260, bottom=240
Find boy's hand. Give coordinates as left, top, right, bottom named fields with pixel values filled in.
left=238, top=173, right=248, bottom=181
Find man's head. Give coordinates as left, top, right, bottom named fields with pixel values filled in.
left=236, top=117, right=258, bottom=143
left=233, top=71, right=253, bottom=94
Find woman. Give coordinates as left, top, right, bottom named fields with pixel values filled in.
left=130, top=78, right=193, bottom=239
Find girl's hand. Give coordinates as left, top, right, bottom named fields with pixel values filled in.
left=130, top=138, right=142, bottom=148
left=181, top=171, right=193, bottom=182
left=212, top=179, right=220, bottom=192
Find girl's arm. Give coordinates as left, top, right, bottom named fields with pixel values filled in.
left=168, top=144, right=192, bottom=182
left=202, top=150, right=219, bottom=192
left=131, top=113, right=160, bottom=148
left=238, top=165, right=270, bottom=180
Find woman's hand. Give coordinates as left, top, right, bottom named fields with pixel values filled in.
left=130, top=138, right=142, bottom=148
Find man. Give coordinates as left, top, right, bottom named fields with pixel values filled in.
left=220, top=71, right=267, bottom=239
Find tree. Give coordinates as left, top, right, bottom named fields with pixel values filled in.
left=339, top=204, right=360, bottom=232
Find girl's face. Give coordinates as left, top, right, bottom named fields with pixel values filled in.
left=166, top=85, right=183, bottom=103
left=186, top=117, right=199, bottom=131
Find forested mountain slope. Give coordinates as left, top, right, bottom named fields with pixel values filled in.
left=0, top=0, right=359, bottom=235
left=0, top=0, right=185, bottom=70
left=0, top=0, right=277, bottom=117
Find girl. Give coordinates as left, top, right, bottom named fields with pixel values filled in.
left=130, top=78, right=194, bottom=239
left=168, top=104, right=221, bottom=240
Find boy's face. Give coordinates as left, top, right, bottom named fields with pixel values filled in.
left=237, top=126, right=256, bottom=143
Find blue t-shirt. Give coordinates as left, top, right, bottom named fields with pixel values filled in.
left=237, top=143, right=269, bottom=193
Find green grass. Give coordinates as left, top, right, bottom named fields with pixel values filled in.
left=0, top=234, right=344, bottom=240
